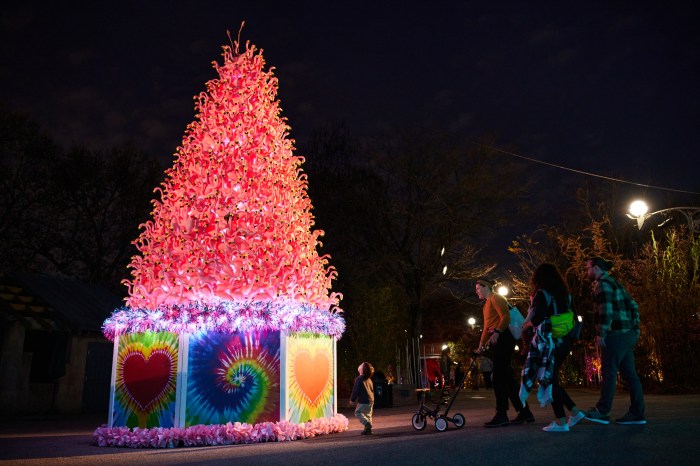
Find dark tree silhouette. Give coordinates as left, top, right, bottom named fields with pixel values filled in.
left=0, top=107, right=164, bottom=291
left=305, top=123, right=532, bottom=383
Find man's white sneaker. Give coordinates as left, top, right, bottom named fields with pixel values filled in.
left=615, top=412, right=647, bottom=425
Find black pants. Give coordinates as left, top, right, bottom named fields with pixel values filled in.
left=482, top=371, right=492, bottom=388
left=491, top=330, right=524, bottom=413
left=551, top=336, right=576, bottom=418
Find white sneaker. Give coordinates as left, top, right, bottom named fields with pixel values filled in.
left=542, top=421, right=570, bottom=432
left=568, top=411, right=586, bottom=427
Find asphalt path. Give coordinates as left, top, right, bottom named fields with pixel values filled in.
left=1, top=388, right=698, bottom=465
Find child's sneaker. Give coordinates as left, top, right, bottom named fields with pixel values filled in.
left=542, top=421, right=569, bottom=432
left=568, top=411, right=586, bottom=427
left=584, top=408, right=610, bottom=425
left=615, top=412, right=647, bottom=425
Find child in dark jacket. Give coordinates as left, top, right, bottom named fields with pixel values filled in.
left=350, top=362, right=375, bottom=435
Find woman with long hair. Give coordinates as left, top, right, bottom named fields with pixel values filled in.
left=522, top=263, right=585, bottom=432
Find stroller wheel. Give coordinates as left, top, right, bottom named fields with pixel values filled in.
left=452, top=413, right=465, bottom=428
left=435, top=416, right=448, bottom=432
left=412, top=413, right=427, bottom=431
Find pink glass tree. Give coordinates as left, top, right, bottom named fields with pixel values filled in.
left=104, top=40, right=343, bottom=339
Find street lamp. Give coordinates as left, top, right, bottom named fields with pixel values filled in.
left=497, top=285, right=509, bottom=296
left=627, top=200, right=700, bottom=236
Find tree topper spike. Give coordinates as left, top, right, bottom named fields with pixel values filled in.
left=226, top=22, right=245, bottom=55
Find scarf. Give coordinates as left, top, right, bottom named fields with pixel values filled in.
left=519, top=324, right=555, bottom=407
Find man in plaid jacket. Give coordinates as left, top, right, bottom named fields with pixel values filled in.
left=584, top=257, right=646, bottom=425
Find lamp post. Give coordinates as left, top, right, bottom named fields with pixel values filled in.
left=627, top=200, right=700, bottom=236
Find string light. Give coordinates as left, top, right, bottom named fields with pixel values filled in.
left=474, top=141, right=700, bottom=195
left=104, top=299, right=345, bottom=340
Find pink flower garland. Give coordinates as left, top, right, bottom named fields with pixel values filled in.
left=102, top=299, right=345, bottom=340
left=93, top=414, right=348, bottom=448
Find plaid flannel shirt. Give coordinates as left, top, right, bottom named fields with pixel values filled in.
left=592, top=272, right=640, bottom=338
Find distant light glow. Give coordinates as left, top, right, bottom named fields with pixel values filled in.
left=497, top=285, right=509, bottom=296
left=468, top=317, right=476, bottom=326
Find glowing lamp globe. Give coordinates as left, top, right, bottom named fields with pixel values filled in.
left=629, top=200, right=649, bottom=217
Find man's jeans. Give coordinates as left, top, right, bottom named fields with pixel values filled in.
left=597, top=331, right=645, bottom=417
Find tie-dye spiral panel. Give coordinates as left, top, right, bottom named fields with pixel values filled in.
left=186, top=330, right=281, bottom=425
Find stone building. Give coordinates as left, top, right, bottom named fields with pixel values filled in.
left=0, top=273, right=120, bottom=414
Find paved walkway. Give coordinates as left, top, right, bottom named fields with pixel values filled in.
left=1, top=387, right=699, bottom=465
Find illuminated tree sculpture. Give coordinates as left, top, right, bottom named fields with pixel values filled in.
left=97, top=40, right=346, bottom=446
left=104, top=41, right=343, bottom=338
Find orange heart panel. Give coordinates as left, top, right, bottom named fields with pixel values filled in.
left=286, top=333, right=334, bottom=423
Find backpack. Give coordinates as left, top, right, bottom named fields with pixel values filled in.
left=508, top=304, right=525, bottom=339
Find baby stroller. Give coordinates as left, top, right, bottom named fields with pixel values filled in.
left=411, top=355, right=479, bottom=432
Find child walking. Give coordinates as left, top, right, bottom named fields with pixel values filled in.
left=350, top=361, right=375, bottom=435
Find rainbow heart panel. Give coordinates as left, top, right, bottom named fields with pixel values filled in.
left=112, top=332, right=179, bottom=428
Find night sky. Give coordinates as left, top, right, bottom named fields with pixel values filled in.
left=3, top=1, right=699, bottom=205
